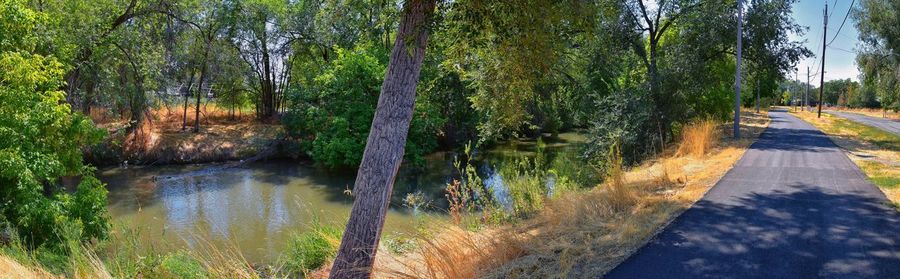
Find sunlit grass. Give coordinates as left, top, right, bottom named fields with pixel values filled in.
left=676, top=119, right=719, bottom=157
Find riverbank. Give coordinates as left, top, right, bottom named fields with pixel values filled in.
left=85, top=106, right=289, bottom=166
left=328, top=111, right=771, bottom=278
left=1, top=112, right=767, bottom=278
left=791, top=110, right=900, bottom=206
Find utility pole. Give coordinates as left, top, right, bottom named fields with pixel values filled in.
left=734, top=0, right=743, bottom=138
left=806, top=66, right=810, bottom=111
left=794, top=68, right=803, bottom=111
left=818, top=2, right=827, bottom=118
left=755, top=78, right=760, bottom=113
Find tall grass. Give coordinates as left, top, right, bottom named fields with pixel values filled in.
left=280, top=221, right=343, bottom=277
left=379, top=226, right=523, bottom=279
left=677, top=119, right=719, bottom=157
left=0, top=224, right=273, bottom=279
left=604, top=141, right=637, bottom=212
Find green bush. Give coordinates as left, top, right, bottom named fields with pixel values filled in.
left=157, top=252, right=208, bottom=279
left=586, top=88, right=661, bottom=169
left=284, top=45, right=442, bottom=168
left=280, top=222, right=343, bottom=275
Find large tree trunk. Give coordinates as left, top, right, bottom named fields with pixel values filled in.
left=257, top=36, right=276, bottom=119
left=329, top=1, right=435, bottom=278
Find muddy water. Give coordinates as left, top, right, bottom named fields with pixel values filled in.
left=100, top=133, right=587, bottom=263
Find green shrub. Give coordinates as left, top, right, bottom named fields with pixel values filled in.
left=585, top=88, right=661, bottom=169
left=280, top=222, right=343, bottom=275
left=157, top=252, right=207, bottom=279
left=284, top=45, right=442, bottom=169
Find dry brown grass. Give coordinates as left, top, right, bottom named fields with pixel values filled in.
left=829, top=106, right=900, bottom=120
left=373, top=227, right=524, bottom=279
left=676, top=119, right=719, bottom=157
left=0, top=255, right=56, bottom=279
left=89, top=104, right=283, bottom=164
left=187, top=237, right=264, bottom=279
left=367, top=111, right=771, bottom=278
left=0, top=246, right=113, bottom=279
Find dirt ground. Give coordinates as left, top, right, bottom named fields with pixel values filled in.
left=86, top=105, right=285, bottom=165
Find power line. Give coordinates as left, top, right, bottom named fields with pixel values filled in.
left=827, top=0, right=855, bottom=46
left=829, top=0, right=839, bottom=18
left=809, top=28, right=822, bottom=74
left=828, top=45, right=856, bottom=54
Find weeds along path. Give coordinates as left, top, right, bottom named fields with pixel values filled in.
left=606, top=109, right=900, bottom=278
left=828, top=111, right=900, bottom=137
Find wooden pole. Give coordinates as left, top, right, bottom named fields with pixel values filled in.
left=818, top=2, right=827, bottom=118
left=806, top=66, right=810, bottom=111
left=734, top=0, right=743, bottom=138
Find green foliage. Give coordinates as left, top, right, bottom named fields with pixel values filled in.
left=0, top=0, right=108, bottom=250
left=855, top=0, right=900, bottom=112
left=586, top=88, right=661, bottom=168
left=281, top=221, right=343, bottom=275
left=284, top=45, right=442, bottom=168
left=440, top=0, right=594, bottom=140
left=822, top=79, right=860, bottom=106
left=157, top=252, right=208, bottom=279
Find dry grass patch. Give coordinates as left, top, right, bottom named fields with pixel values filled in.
left=677, top=119, right=719, bottom=157
left=792, top=110, right=900, bottom=206
left=829, top=107, right=900, bottom=120
left=0, top=255, right=56, bottom=279
left=87, top=104, right=283, bottom=165
left=372, top=111, right=770, bottom=278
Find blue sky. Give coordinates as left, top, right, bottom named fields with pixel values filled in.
left=789, top=0, right=861, bottom=82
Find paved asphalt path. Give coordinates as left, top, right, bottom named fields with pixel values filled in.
left=828, top=111, right=900, bottom=137
left=605, top=109, right=900, bottom=279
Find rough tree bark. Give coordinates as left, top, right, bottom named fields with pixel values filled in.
left=328, top=0, right=435, bottom=278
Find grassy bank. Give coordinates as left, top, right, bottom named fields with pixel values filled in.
left=341, top=111, right=771, bottom=278
left=828, top=107, right=900, bottom=120
left=0, top=220, right=347, bottom=278
left=792, top=110, right=900, bottom=206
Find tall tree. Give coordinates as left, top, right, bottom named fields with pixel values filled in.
left=329, top=0, right=436, bottom=277
left=37, top=0, right=156, bottom=113
left=855, top=0, right=899, bottom=113
left=0, top=0, right=109, bottom=248
left=162, top=0, right=230, bottom=132
left=615, top=0, right=706, bottom=135
left=230, top=0, right=293, bottom=119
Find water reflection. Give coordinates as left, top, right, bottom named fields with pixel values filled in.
left=100, top=132, right=587, bottom=263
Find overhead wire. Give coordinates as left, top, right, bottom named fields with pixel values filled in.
left=827, top=0, right=855, bottom=46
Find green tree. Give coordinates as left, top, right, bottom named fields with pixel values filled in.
left=284, top=45, right=441, bottom=168
left=0, top=0, right=109, bottom=248
left=229, top=0, right=293, bottom=119
left=855, top=0, right=900, bottom=112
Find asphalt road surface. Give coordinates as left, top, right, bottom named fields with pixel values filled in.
left=828, top=111, right=900, bottom=137
left=606, top=109, right=900, bottom=279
